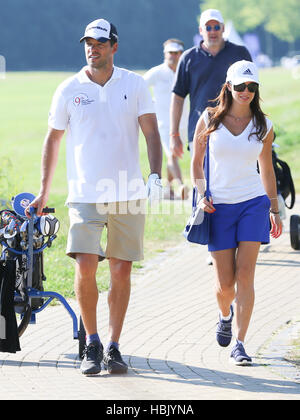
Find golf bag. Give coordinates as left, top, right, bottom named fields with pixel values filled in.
left=0, top=204, right=59, bottom=353
left=0, top=260, right=21, bottom=353
left=272, top=149, right=295, bottom=209
left=14, top=252, right=46, bottom=312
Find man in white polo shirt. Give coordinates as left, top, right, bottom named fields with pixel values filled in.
left=144, top=39, right=189, bottom=200
left=27, top=18, right=162, bottom=376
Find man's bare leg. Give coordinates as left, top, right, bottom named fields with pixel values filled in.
left=74, top=253, right=99, bottom=336
left=107, top=258, right=132, bottom=343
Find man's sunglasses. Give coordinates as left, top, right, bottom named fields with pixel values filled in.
left=205, top=24, right=221, bottom=32
left=233, top=82, right=259, bottom=93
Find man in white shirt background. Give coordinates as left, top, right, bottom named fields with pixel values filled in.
left=144, top=39, right=189, bottom=200
left=26, top=18, right=162, bottom=376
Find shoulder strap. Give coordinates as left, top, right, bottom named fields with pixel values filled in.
left=205, top=135, right=211, bottom=199
left=191, top=135, right=211, bottom=210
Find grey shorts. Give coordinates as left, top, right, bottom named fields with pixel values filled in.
left=66, top=200, right=146, bottom=262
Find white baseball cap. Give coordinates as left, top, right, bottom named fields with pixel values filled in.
left=199, top=9, right=224, bottom=28
left=164, top=42, right=184, bottom=53
left=80, top=18, right=118, bottom=43
left=226, top=60, right=259, bottom=85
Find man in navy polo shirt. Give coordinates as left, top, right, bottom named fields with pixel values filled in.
left=170, top=9, right=252, bottom=156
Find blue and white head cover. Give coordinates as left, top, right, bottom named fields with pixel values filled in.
left=12, top=192, right=35, bottom=217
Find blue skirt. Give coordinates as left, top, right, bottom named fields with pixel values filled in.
left=208, top=195, right=271, bottom=252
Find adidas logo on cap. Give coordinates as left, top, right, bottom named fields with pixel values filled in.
left=226, top=60, right=259, bottom=85
left=243, top=68, right=253, bottom=75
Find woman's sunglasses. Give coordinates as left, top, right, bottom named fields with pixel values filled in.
left=205, top=24, right=221, bottom=32
left=233, top=82, right=259, bottom=93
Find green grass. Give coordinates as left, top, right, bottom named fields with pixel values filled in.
left=259, top=67, right=300, bottom=188
left=284, top=324, right=300, bottom=370
left=0, top=67, right=299, bottom=297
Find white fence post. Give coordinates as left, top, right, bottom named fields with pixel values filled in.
left=0, top=55, right=6, bottom=79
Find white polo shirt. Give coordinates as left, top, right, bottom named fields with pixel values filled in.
left=144, top=62, right=189, bottom=155
left=48, top=66, right=155, bottom=203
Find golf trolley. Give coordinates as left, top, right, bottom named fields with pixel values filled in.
left=271, top=143, right=299, bottom=251
left=0, top=192, right=86, bottom=358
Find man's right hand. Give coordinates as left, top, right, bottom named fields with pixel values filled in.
left=25, top=194, right=48, bottom=217
left=170, top=134, right=184, bottom=158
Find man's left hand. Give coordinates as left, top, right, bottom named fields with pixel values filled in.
left=146, top=173, right=163, bottom=205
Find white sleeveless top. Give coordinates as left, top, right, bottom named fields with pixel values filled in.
left=202, top=109, right=273, bottom=204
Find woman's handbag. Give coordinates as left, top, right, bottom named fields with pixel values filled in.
left=183, top=136, right=211, bottom=245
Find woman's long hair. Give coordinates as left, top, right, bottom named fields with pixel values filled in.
left=203, top=83, right=268, bottom=142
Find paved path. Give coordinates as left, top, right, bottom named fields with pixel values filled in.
left=1, top=202, right=300, bottom=400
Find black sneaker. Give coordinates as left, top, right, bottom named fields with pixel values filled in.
left=80, top=341, right=103, bottom=375
left=103, top=345, right=128, bottom=374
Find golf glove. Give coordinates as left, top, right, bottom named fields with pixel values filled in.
left=146, top=173, right=163, bottom=205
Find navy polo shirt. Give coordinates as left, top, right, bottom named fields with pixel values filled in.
left=173, top=41, right=252, bottom=143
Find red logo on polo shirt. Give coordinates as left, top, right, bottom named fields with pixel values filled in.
left=73, top=93, right=95, bottom=107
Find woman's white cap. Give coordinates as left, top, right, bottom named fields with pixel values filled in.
left=226, top=60, right=259, bottom=85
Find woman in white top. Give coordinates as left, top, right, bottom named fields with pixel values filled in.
left=191, top=60, right=282, bottom=365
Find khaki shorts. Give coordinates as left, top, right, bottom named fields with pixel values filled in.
left=66, top=200, right=146, bottom=262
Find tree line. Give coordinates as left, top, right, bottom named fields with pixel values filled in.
left=0, top=0, right=299, bottom=71
left=201, top=0, right=300, bottom=43
left=0, top=0, right=199, bottom=71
